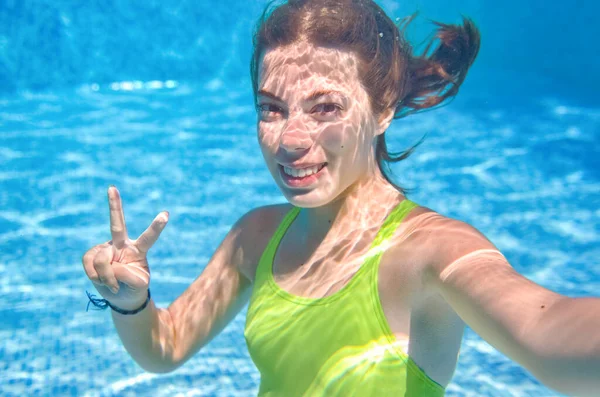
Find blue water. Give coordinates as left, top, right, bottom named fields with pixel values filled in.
left=1, top=1, right=599, bottom=396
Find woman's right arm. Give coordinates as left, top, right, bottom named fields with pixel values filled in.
left=83, top=187, right=278, bottom=373
left=112, top=208, right=260, bottom=373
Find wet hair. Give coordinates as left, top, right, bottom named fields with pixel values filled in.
left=251, top=0, right=480, bottom=193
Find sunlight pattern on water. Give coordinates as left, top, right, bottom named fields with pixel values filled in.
left=1, top=0, right=599, bottom=394
left=1, top=80, right=598, bottom=395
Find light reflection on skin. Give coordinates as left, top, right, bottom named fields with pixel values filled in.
left=257, top=41, right=406, bottom=270
left=252, top=41, right=466, bottom=385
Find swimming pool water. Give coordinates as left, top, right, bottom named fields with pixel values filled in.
left=1, top=78, right=598, bottom=396
left=1, top=1, right=599, bottom=396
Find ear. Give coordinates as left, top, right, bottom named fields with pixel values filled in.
left=375, top=107, right=395, bottom=136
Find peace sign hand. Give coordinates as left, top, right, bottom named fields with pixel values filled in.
left=82, top=186, right=168, bottom=310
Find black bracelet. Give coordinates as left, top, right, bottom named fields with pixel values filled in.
left=86, top=289, right=151, bottom=315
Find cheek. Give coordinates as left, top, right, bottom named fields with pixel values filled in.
left=320, top=123, right=357, bottom=154
left=257, top=123, right=280, bottom=149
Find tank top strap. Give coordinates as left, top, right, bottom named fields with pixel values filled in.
left=255, top=205, right=301, bottom=284
left=370, top=199, right=419, bottom=250
left=357, top=199, right=419, bottom=282
left=255, top=199, right=418, bottom=285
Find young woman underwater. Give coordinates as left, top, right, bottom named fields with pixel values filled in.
left=82, top=0, right=600, bottom=395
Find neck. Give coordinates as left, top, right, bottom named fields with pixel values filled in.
left=296, top=165, right=405, bottom=243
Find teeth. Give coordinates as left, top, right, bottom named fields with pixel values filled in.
left=283, top=164, right=325, bottom=178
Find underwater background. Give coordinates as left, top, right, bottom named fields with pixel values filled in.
left=1, top=0, right=598, bottom=396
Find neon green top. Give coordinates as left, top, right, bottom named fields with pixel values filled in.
left=244, top=199, right=445, bottom=396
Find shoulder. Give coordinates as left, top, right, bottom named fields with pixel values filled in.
left=237, top=203, right=294, bottom=233
left=403, top=207, right=502, bottom=287
left=386, top=204, right=505, bottom=325
left=234, top=203, right=294, bottom=282
left=387, top=204, right=501, bottom=286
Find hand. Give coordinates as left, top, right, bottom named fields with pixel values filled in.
left=82, top=186, right=168, bottom=310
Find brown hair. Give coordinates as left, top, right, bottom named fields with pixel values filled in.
left=251, top=0, right=480, bottom=193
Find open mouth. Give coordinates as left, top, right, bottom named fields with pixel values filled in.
left=281, top=163, right=327, bottom=178
left=279, top=163, right=327, bottom=187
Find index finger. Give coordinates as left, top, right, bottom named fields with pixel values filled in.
left=108, top=186, right=128, bottom=249
left=135, top=211, right=169, bottom=253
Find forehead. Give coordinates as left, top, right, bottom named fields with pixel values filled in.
left=259, top=42, right=363, bottom=96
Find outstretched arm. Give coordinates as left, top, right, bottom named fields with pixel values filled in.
left=424, top=215, right=600, bottom=397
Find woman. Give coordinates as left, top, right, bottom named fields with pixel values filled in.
left=82, top=0, right=600, bottom=396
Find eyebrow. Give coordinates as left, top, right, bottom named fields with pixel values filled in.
left=257, top=89, right=346, bottom=103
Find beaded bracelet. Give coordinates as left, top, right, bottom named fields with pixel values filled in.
left=86, top=289, right=151, bottom=315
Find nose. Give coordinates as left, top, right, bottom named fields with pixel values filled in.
left=279, top=116, right=313, bottom=152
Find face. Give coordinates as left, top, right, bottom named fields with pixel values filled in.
left=257, top=42, right=389, bottom=208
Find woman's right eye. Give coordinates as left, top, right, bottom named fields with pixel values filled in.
left=257, top=103, right=286, bottom=122
left=258, top=103, right=282, bottom=115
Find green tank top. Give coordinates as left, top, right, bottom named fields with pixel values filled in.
left=244, top=199, right=445, bottom=396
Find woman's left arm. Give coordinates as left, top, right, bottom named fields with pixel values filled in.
left=426, top=216, right=600, bottom=397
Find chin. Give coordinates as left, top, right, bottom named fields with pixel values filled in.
left=278, top=185, right=338, bottom=208
left=268, top=163, right=346, bottom=208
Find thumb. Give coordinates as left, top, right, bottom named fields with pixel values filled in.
left=112, top=262, right=150, bottom=290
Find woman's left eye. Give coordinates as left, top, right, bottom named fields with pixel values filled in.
left=312, top=103, right=341, bottom=115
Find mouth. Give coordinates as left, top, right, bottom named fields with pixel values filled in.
left=279, top=163, right=327, bottom=188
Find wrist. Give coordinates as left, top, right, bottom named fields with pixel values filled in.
left=112, top=291, right=151, bottom=311
left=86, top=289, right=151, bottom=315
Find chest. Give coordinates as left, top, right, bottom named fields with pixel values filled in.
left=271, top=226, right=426, bottom=343
left=245, top=205, right=463, bottom=388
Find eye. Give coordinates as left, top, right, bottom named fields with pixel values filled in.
left=258, top=103, right=282, bottom=113
left=312, top=103, right=342, bottom=117
left=257, top=103, right=284, bottom=120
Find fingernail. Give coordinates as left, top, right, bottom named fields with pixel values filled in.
left=111, top=286, right=119, bottom=294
